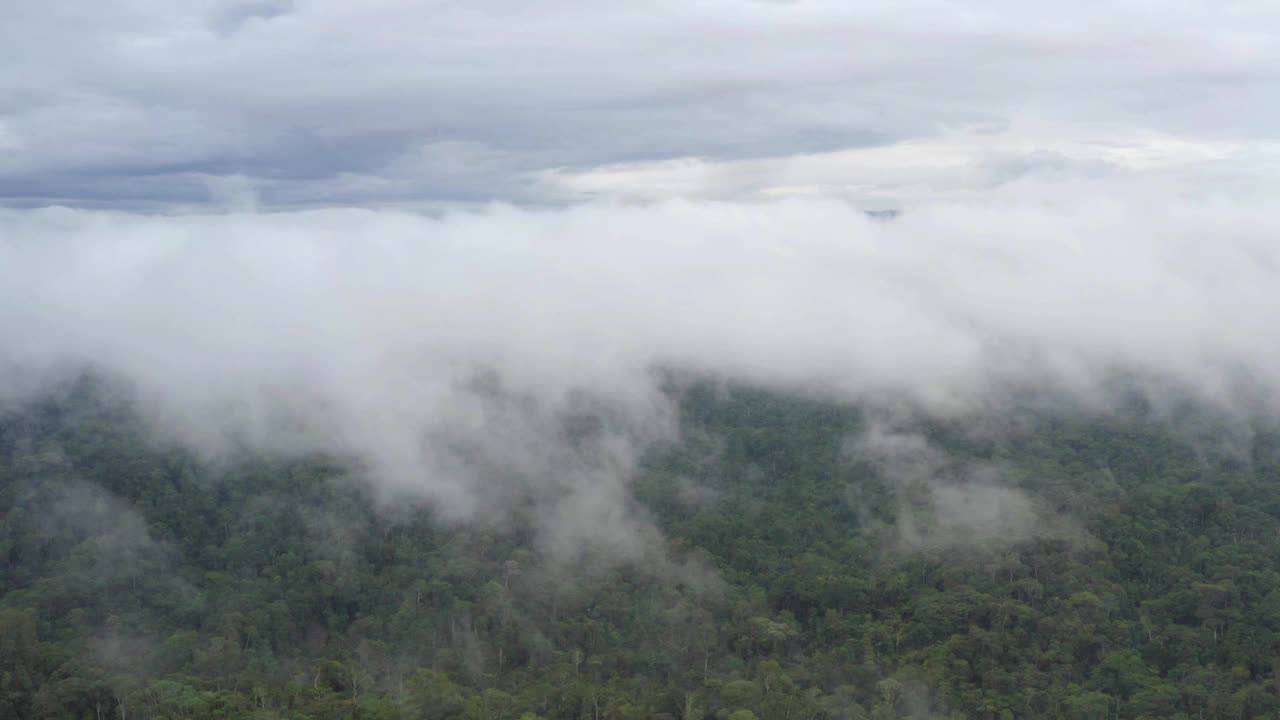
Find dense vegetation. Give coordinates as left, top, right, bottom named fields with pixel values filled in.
left=4, top=378, right=1280, bottom=719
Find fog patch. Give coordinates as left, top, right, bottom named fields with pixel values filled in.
left=846, top=421, right=1083, bottom=555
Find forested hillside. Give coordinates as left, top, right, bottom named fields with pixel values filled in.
left=4, top=379, right=1280, bottom=719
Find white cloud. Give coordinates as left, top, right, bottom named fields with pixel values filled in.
left=3, top=187, right=1280, bottom=553
left=543, top=127, right=1246, bottom=205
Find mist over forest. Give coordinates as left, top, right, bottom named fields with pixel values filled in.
left=4, top=193, right=1280, bottom=720
left=7, top=1, right=1280, bottom=718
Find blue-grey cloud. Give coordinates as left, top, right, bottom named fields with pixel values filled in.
left=2, top=1, right=1278, bottom=207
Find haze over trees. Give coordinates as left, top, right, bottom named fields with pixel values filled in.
left=4, top=373, right=1280, bottom=719
left=4, top=194, right=1280, bottom=720
left=5, top=0, right=1280, bottom=717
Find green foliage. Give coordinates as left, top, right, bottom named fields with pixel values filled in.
left=3, top=378, right=1280, bottom=718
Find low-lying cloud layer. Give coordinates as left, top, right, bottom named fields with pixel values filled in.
left=3, top=188, right=1278, bottom=552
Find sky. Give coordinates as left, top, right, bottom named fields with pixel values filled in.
left=3, top=0, right=1279, bottom=209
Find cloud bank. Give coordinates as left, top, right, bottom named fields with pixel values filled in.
left=3, top=187, right=1279, bottom=552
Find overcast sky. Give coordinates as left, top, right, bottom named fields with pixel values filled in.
left=4, top=0, right=1278, bottom=209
